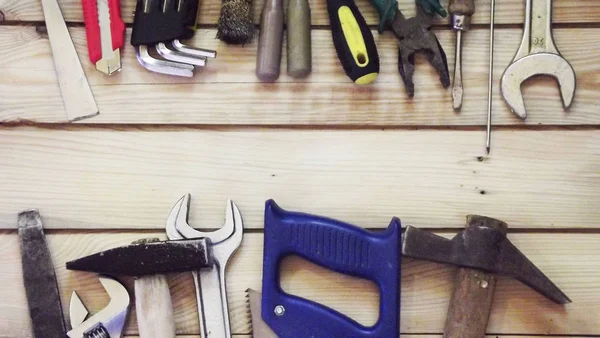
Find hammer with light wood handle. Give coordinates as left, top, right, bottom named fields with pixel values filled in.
left=133, top=238, right=176, bottom=338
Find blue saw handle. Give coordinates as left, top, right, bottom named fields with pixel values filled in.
left=261, top=200, right=401, bottom=337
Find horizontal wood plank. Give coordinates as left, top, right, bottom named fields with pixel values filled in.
left=2, top=0, right=600, bottom=25
left=0, top=27, right=598, bottom=125
left=0, top=231, right=597, bottom=336
left=0, top=127, right=599, bottom=230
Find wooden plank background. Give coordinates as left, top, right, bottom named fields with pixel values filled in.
left=1, top=0, right=599, bottom=336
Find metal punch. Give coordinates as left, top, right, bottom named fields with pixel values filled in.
left=500, top=0, right=576, bottom=119
left=166, top=194, right=243, bottom=338
left=67, top=276, right=130, bottom=338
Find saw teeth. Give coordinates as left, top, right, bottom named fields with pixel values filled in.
left=245, top=288, right=253, bottom=335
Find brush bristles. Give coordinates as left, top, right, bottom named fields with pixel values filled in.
left=217, top=0, right=255, bottom=44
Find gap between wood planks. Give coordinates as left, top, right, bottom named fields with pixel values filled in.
left=2, top=123, right=600, bottom=132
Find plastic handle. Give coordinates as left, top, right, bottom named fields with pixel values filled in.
left=109, top=0, right=125, bottom=51
left=82, top=0, right=102, bottom=63
left=326, top=0, right=379, bottom=84
left=82, top=0, right=124, bottom=63
left=261, top=200, right=401, bottom=337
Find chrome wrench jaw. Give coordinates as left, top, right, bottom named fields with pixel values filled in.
left=171, top=193, right=237, bottom=244
left=501, top=53, right=576, bottom=119
left=67, top=276, right=130, bottom=338
left=500, top=0, right=576, bottom=119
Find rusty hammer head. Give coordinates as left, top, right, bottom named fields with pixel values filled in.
left=401, top=215, right=570, bottom=304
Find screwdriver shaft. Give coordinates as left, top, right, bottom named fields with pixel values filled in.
left=452, top=30, right=463, bottom=111
left=486, top=0, right=496, bottom=154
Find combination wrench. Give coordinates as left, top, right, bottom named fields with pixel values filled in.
left=166, top=194, right=243, bottom=338
left=500, top=0, right=576, bottom=119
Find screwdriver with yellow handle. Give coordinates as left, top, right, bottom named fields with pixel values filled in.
left=326, top=0, right=379, bottom=84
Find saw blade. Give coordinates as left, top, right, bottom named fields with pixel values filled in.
left=246, top=289, right=278, bottom=338
left=18, top=209, right=68, bottom=338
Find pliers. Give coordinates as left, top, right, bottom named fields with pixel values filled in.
left=369, top=0, right=450, bottom=97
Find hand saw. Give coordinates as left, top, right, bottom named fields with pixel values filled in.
left=248, top=200, right=401, bottom=337
left=82, top=0, right=125, bottom=75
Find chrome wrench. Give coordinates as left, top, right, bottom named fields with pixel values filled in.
left=165, top=194, right=243, bottom=338
left=500, top=0, right=576, bottom=119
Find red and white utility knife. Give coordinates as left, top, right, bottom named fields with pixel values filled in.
left=82, top=0, right=125, bottom=75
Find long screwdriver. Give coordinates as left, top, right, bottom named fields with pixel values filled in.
left=486, top=0, right=495, bottom=154
left=449, top=0, right=475, bottom=111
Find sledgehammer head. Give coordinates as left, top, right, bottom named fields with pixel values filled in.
left=401, top=215, right=571, bottom=304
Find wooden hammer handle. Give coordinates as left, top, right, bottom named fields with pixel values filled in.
left=443, top=215, right=507, bottom=338
left=133, top=238, right=176, bottom=338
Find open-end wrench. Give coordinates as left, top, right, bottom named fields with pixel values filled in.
left=166, top=194, right=243, bottom=338
left=67, top=276, right=130, bottom=338
left=500, top=0, right=576, bottom=119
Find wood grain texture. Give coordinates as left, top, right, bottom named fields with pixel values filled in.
left=1, top=127, right=599, bottom=230
left=0, top=231, right=597, bottom=336
left=1, top=27, right=598, bottom=125
left=1, top=0, right=599, bottom=25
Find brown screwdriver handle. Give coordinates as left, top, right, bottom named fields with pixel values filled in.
left=286, top=0, right=312, bottom=78
left=443, top=215, right=507, bottom=338
left=449, top=0, right=475, bottom=16
left=133, top=239, right=176, bottom=338
left=256, top=0, right=284, bottom=82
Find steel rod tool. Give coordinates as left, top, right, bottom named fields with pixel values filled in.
left=500, top=0, right=576, bottom=119
left=485, top=0, right=495, bottom=154
left=82, top=0, right=125, bottom=74
left=249, top=200, right=401, bottom=337
left=67, top=194, right=243, bottom=338
left=403, top=215, right=570, bottom=337
left=18, top=209, right=67, bottom=338
left=41, top=0, right=99, bottom=121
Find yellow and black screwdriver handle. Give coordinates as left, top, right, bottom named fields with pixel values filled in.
left=327, top=0, right=379, bottom=84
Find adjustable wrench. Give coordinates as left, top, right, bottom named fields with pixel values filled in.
left=500, top=0, right=576, bottom=119
left=67, top=276, right=130, bottom=338
left=166, top=194, right=243, bottom=338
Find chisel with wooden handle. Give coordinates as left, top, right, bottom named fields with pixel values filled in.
left=449, top=0, right=475, bottom=111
